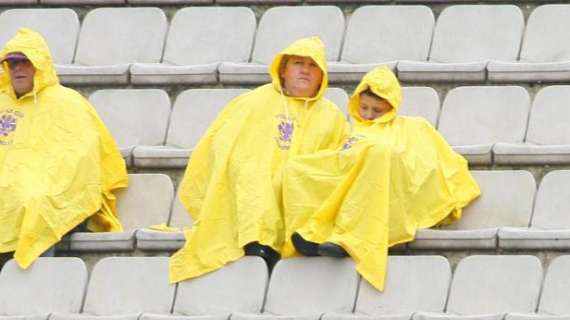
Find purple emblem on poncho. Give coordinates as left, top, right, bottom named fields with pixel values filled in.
left=279, top=120, right=294, bottom=143
left=342, top=136, right=360, bottom=150
left=275, top=114, right=295, bottom=150
left=0, top=114, right=16, bottom=136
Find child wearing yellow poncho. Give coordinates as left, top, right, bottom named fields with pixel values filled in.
left=283, top=66, right=480, bottom=291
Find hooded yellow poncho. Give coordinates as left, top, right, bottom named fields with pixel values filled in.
left=282, top=66, right=480, bottom=291
left=169, top=37, right=348, bottom=283
left=0, top=28, right=128, bottom=268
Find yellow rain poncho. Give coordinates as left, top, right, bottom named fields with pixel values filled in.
left=282, top=67, right=480, bottom=290
left=0, top=28, right=128, bottom=268
left=170, top=37, right=348, bottom=283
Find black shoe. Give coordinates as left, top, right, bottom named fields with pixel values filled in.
left=291, top=232, right=320, bottom=256
left=244, top=242, right=281, bottom=270
left=318, top=242, right=348, bottom=257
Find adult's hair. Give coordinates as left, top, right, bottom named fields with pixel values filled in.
left=278, top=55, right=290, bottom=79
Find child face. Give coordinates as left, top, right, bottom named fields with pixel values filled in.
left=358, top=93, right=392, bottom=120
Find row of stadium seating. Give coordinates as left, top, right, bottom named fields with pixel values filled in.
left=1, top=254, right=568, bottom=320
left=58, top=169, right=570, bottom=253
left=2, top=5, right=570, bottom=85
left=88, top=86, right=570, bottom=169
left=0, top=0, right=541, bottom=4
left=0, top=2, right=566, bottom=318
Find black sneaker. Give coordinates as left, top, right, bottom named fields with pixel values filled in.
left=291, top=232, right=320, bottom=256
left=318, top=242, right=348, bottom=257
left=244, top=242, right=281, bottom=270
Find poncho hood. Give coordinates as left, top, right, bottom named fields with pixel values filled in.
left=269, top=36, right=328, bottom=102
left=348, top=66, right=402, bottom=125
left=0, top=28, right=59, bottom=100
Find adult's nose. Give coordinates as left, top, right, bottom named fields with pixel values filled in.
left=300, top=62, right=311, bottom=73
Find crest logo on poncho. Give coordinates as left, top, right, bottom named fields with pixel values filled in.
left=341, top=135, right=362, bottom=150
left=275, top=114, right=295, bottom=150
left=0, top=109, right=23, bottom=145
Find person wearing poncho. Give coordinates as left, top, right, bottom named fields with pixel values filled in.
left=0, top=28, right=128, bottom=268
left=283, top=66, right=480, bottom=291
left=169, top=36, right=348, bottom=283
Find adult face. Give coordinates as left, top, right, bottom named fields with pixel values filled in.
left=5, top=53, right=35, bottom=98
left=358, top=93, right=392, bottom=121
left=280, top=55, right=323, bottom=98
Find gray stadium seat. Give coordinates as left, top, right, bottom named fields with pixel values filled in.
left=40, top=0, right=123, bottom=3
left=0, top=0, right=36, bottom=3
left=306, top=0, right=388, bottom=3
left=51, top=257, right=175, bottom=320
left=0, top=9, right=79, bottom=64
left=219, top=6, right=345, bottom=84
left=437, top=86, right=530, bottom=165
left=89, top=89, right=171, bottom=167
left=67, top=174, right=175, bottom=251
left=413, top=255, right=542, bottom=320
left=217, top=0, right=300, bottom=3
left=398, top=5, right=524, bottom=82
left=142, top=257, right=267, bottom=320
left=136, top=193, right=191, bottom=251
left=400, top=87, right=440, bottom=127
left=133, top=89, right=249, bottom=168
left=499, top=170, right=570, bottom=250
left=328, top=5, right=434, bottom=83
left=129, top=0, right=211, bottom=4
left=409, top=170, right=536, bottom=250
left=488, top=5, right=570, bottom=82
left=232, top=257, right=359, bottom=320
left=57, top=8, right=167, bottom=85
left=505, top=255, right=570, bottom=320
left=130, top=7, right=256, bottom=85
left=323, top=256, right=451, bottom=320
left=325, top=87, right=349, bottom=116
left=168, top=196, right=192, bottom=230
left=493, top=86, right=570, bottom=165
left=0, top=258, right=87, bottom=320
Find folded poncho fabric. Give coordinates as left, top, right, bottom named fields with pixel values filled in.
left=0, top=28, right=128, bottom=268
left=282, top=66, right=481, bottom=291
left=169, top=36, right=349, bottom=283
